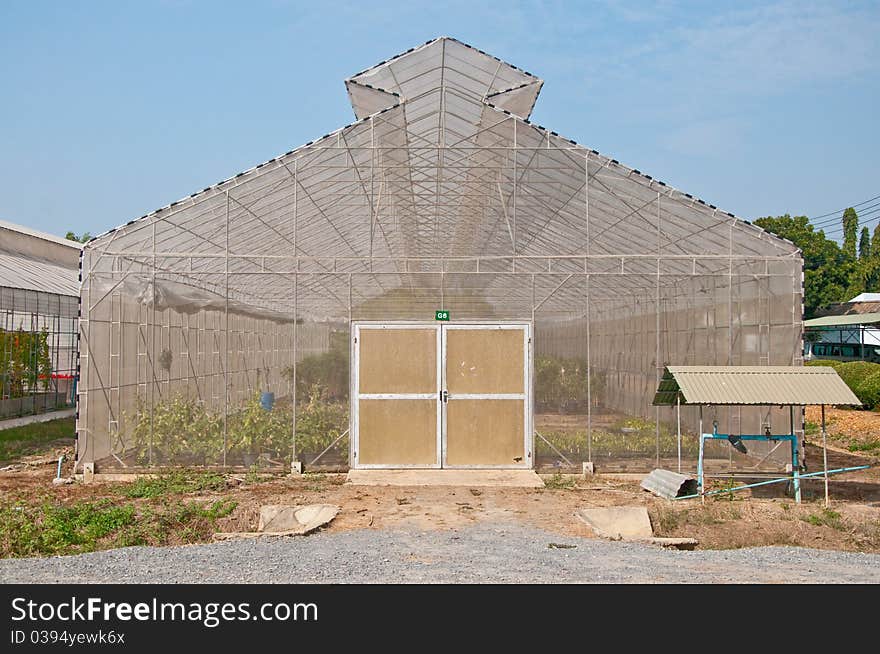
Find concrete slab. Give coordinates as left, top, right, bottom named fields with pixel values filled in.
left=345, top=469, right=545, bottom=488
left=258, top=504, right=340, bottom=534
left=575, top=506, right=653, bottom=540
left=0, top=408, right=75, bottom=432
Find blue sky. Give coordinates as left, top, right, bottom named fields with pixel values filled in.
left=1, top=1, right=878, bottom=241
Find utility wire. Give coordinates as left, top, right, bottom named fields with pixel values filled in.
left=808, top=193, right=880, bottom=223
left=820, top=207, right=880, bottom=235
left=811, top=200, right=880, bottom=228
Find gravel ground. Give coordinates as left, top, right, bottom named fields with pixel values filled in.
left=2, top=522, right=879, bottom=584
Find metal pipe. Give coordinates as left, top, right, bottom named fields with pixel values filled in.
left=674, top=465, right=870, bottom=501
left=56, top=455, right=64, bottom=480
left=676, top=394, right=681, bottom=473
left=822, top=404, right=829, bottom=508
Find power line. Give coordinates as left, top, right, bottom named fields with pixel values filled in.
left=820, top=206, right=880, bottom=234
left=807, top=193, right=880, bottom=223
left=811, top=199, right=880, bottom=228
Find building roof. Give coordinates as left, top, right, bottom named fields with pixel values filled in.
left=0, top=219, right=83, bottom=250
left=804, top=312, right=880, bottom=328
left=652, top=366, right=860, bottom=406
left=82, top=36, right=801, bottom=319
left=849, top=292, right=880, bottom=302
left=0, top=251, right=80, bottom=297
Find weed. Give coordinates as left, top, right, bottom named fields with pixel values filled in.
left=0, top=500, right=135, bottom=557
left=848, top=440, right=880, bottom=453
left=544, top=473, right=576, bottom=490
left=303, top=472, right=326, bottom=492
left=118, top=471, right=227, bottom=499
left=802, top=508, right=845, bottom=530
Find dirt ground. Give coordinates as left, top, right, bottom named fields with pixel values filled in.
left=805, top=405, right=880, bottom=452
left=2, top=437, right=879, bottom=555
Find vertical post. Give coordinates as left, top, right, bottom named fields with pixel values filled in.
left=698, top=404, right=705, bottom=504
left=676, top=394, right=682, bottom=473
left=822, top=403, right=829, bottom=508
left=586, top=274, right=592, bottom=465
left=291, top=272, right=298, bottom=472
left=223, top=191, right=229, bottom=468
left=790, top=404, right=801, bottom=503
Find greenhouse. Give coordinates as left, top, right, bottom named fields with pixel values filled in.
left=75, top=37, right=804, bottom=474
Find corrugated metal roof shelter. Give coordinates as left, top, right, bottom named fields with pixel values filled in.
left=0, top=220, right=81, bottom=419
left=653, top=366, right=860, bottom=506
left=653, top=366, right=861, bottom=406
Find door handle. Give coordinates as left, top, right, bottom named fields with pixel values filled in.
left=441, top=390, right=449, bottom=403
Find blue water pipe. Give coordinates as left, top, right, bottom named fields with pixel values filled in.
left=677, top=465, right=870, bottom=501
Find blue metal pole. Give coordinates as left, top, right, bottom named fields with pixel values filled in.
left=791, top=405, right=801, bottom=503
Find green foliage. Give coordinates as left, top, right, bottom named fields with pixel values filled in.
left=128, top=388, right=349, bottom=466
left=848, top=440, right=880, bottom=453
left=0, top=417, right=74, bottom=462
left=802, top=508, right=844, bottom=530
left=806, top=360, right=880, bottom=408
left=128, top=395, right=224, bottom=465
left=534, top=355, right=604, bottom=412
left=119, top=471, right=228, bottom=499
left=0, top=328, right=52, bottom=399
left=536, top=418, right=697, bottom=459
left=543, top=472, right=576, bottom=490
left=294, top=386, right=348, bottom=454
left=0, top=500, right=136, bottom=557
left=0, top=495, right=238, bottom=558
left=860, top=226, right=871, bottom=260
left=65, top=231, right=92, bottom=243
left=842, top=208, right=859, bottom=259
left=754, top=214, right=859, bottom=318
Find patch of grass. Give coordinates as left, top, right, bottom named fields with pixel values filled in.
left=848, top=440, right=880, bottom=453
left=804, top=421, right=820, bottom=436
left=118, top=471, right=228, bottom=499
left=0, top=499, right=136, bottom=557
left=0, top=496, right=238, bottom=558
left=543, top=473, right=576, bottom=490
left=802, top=508, right=845, bottom=530
left=303, top=472, right=327, bottom=492
left=0, top=417, right=75, bottom=462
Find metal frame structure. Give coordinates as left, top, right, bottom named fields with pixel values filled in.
left=75, top=37, right=804, bottom=473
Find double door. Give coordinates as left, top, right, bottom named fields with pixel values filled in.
left=352, top=323, right=531, bottom=468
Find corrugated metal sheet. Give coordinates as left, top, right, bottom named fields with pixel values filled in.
left=653, top=366, right=861, bottom=406
left=0, top=251, right=79, bottom=297
left=804, top=312, right=880, bottom=327
left=640, top=469, right=697, bottom=499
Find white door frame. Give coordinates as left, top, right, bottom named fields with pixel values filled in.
left=351, top=323, right=442, bottom=469
left=351, top=321, right=533, bottom=469
left=441, top=323, right=532, bottom=469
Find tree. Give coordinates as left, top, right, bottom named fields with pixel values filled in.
left=842, top=207, right=858, bottom=258
left=65, top=231, right=92, bottom=243
left=754, top=214, right=857, bottom=317
left=860, top=226, right=871, bottom=260
left=872, top=224, right=880, bottom=261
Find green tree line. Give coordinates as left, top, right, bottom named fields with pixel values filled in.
left=755, top=207, right=879, bottom=318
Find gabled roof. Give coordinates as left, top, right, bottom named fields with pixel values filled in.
left=83, top=37, right=800, bottom=319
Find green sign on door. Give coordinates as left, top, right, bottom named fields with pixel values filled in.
left=435, top=310, right=449, bottom=321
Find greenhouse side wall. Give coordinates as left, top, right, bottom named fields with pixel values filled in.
left=0, top=286, right=78, bottom=419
